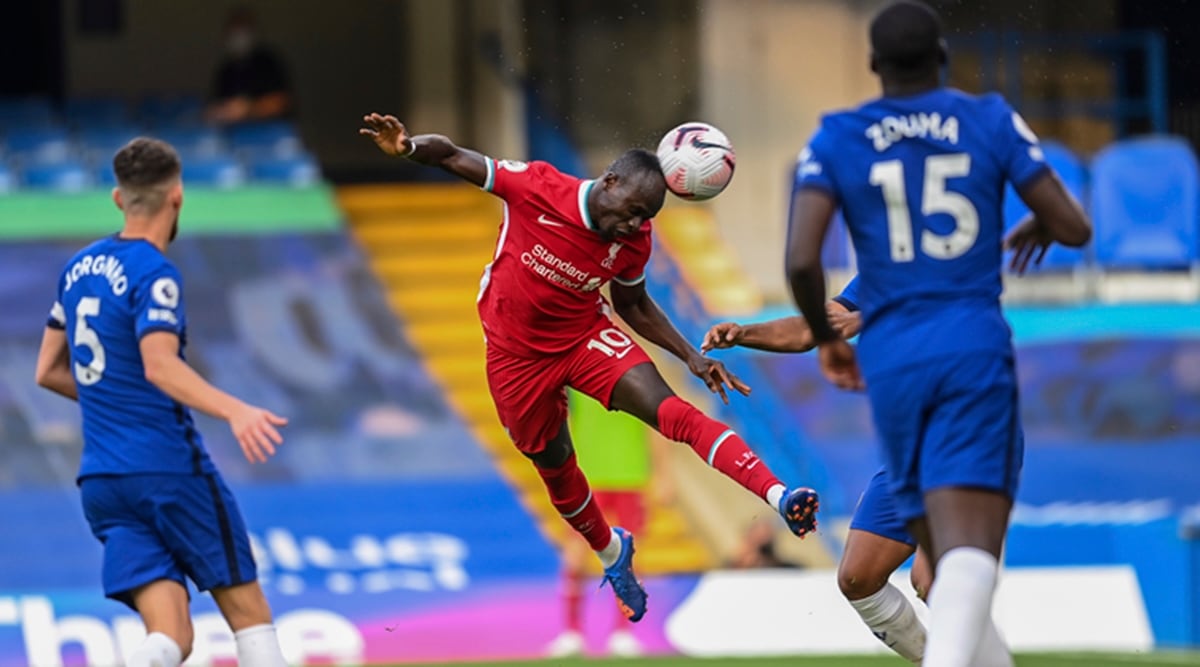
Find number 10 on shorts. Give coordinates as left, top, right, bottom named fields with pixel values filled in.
left=587, top=328, right=635, bottom=359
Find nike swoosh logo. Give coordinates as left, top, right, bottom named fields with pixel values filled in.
left=537, top=214, right=566, bottom=227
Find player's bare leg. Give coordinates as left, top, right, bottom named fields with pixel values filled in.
left=527, top=425, right=646, bottom=621
left=839, top=530, right=925, bottom=663
left=128, top=579, right=191, bottom=667
left=609, top=362, right=818, bottom=537
left=210, top=581, right=289, bottom=667
left=917, top=488, right=1014, bottom=667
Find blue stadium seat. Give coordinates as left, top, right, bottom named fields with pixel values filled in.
left=94, top=162, right=117, bottom=188
left=78, top=124, right=145, bottom=162
left=151, top=125, right=224, bottom=159
left=64, top=96, right=130, bottom=129
left=4, top=126, right=72, bottom=163
left=23, top=160, right=92, bottom=193
left=182, top=155, right=246, bottom=189
left=1090, top=136, right=1200, bottom=270
left=1004, top=141, right=1090, bottom=270
left=248, top=153, right=320, bottom=187
left=138, top=94, right=205, bottom=127
left=0, top=164, right=14, bottom=194
left=227, top=121, right=302, bottom=157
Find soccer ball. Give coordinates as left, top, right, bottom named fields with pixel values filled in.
left=656, top=122, right=736, bottom=201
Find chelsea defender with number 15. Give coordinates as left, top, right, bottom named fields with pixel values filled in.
left=786, top=2, right=1091, bottom=666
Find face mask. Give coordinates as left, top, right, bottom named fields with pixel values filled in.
left=225, top=28, right=255, bottom=57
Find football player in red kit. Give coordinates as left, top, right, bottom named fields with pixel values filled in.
left=360, top=113, right=818, bottom=622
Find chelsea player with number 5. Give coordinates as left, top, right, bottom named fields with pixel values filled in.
left=35, top=138, right=291, bottom=667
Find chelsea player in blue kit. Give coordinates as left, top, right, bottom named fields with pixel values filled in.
left=34, top=138, right=291, bottom=667
left=785, top=3, right=1090, bottom=666
left=704, top=276, right=933, bottom=663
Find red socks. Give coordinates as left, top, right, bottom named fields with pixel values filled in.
left=564, top=567, right=584, bottom=632
left=536, top=453, right=613, bottom=551
left=656, top=396, right=782, bottom=501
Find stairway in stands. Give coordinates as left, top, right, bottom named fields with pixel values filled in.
left=338, top=183, right=712, bottom=574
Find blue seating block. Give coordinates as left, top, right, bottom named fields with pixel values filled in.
left=227, top=121, right=302, bottom=157
left=182, top=155, right=246, bottom=189
left=23, top=160, right=92, bottom=193
left=1090, top=136, right=1200, bottom=270
left=248, top=153, right=320, bottom=187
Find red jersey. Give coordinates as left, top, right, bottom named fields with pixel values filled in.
left=476, top=158, right=653, bottom=357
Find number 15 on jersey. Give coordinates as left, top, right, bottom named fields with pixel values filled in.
left=869, top=153, right=980, bottom=262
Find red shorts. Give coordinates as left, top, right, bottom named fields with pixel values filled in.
left=486, top=318, right=652, bottom=454
left=594, top=489, right=646, bottom=534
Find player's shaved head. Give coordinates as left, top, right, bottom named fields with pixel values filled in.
left=870, top=1, right=946, bottom=82
left=606, top=148, right=667, bottom=203
left=607, top=149, right=664, bottom=183
left=113, top=138, right=182, bottom=216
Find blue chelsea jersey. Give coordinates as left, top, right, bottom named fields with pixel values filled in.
left=49, top=236, right=215, bottom=479
left=794, top=88, right=1049, bottom=374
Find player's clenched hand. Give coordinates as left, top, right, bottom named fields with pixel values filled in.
left=700, top=322, right=743, bottom=352
left=1004, top=216, right=1054, bottom=275
left=687, top=354, right=751, bottom=404
left=228, top=403, right=287, bottom=464
left=828, top=305, right=862, bottom=340
left=359, top=113, right=413, bottom=157
left=818, top=340, right=864, bottom=391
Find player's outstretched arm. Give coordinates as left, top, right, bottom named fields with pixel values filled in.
left=702, top=302, right=860, bottom=355
left=703, top=317, right=813, bottom=354
left=611, top=281, right=750, bottom=404
left=34, top=327, right=78, bottom=401
left=359, top=113, right=487, bottom=187
left=140, top=332, right=287, bottom=464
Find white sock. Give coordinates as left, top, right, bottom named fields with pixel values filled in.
left=766, top=484, right=786, bottom=509
left=972, top=619, right=1014, bottom=667
left=923, top=546, right=999, bottom=667
left=126, top=631, right=182, bottom=667
left=848, top=582, right=926, bottom=663
left=235, top=623, right=289, bottom=667
left=596, top=528, right=622, bottom=568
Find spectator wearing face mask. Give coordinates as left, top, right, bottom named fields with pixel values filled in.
left=206, top=6, right=294, bottom=124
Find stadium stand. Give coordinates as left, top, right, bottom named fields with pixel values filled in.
left=0, top=95, right=318, bottom=191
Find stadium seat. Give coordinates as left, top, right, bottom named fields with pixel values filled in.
left=94, top=162, right=117, bottom=188
left=23, top=160, right=92, bottom=193
left=248, top=153, right=321, bottom=187
left=1003, top=140, right=1090, bottom=270
left=181, top=155, right=246, bottom=189
left=137, top=94, right=205, bottom=127
left=0, top=164, right=14, bottom=194
left=151, top=125, right=224, bottom=159
left=78, top=124, right=145, bottom=162
left=4, top=126, right=72, bottom=164
left=1090, top=136, right=1200, bottom=270
left=64, top=96, right=130, bottom=129
left=226, top=121, right=302, bottom=157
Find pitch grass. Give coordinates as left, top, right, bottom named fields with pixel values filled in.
left=384, top=652, right=1200, bottom=667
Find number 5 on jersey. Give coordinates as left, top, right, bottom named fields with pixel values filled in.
left=869, top=153, right=980, bottom=262
left=73, top=297, right=106, bottom=385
